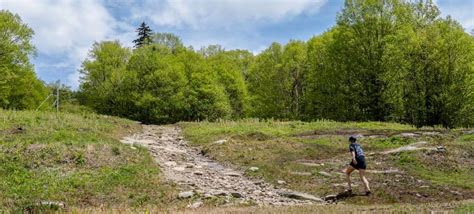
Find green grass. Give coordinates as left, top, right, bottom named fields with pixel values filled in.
left=0, top=109, right=176, bottom=211
left=180, top=120, right=474, bottom=205
left=180, top=119, right=416, bottom=143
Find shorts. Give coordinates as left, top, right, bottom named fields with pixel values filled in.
left=349, top=156, right=366, bottom=170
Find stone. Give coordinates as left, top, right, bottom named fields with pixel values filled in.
left=173, top=166, right=185, bottom=171
left=289, top=171, right=312, bottom=176
left=164, top=161, right=177, bottom=166
left=277, top=180, right=287, bottom=185
left=324, top=194, right=337, bottom=201
left=187, top=201, right=203, bottom=209
left=398, top=133, right=419, bottom=137
left=213, top=139, right=227, bottom=145
left=420, top=131, right=441, bottom=136
left=224, top=172, right=241, bottom=177
left=37, top=201, right=65, bottom=209
left=178, top=191, right=194, bottom=199
left=194, top=171, right=203, bottom=175
left=230, top=192, right=243, bottom=198
left=185, top=163, right=194, bottom=168
left=436, top=146, right=446, bottom=152
left=279, top=191, right=324, bottom=202
left=318, top=171, right=332, bottom=177
left=420, top=185, right=429, bottom=188
left=249, top=167, right=259, bottom=172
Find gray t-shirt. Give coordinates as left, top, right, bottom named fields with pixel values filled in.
left=349, top=143, right=365, bottom=158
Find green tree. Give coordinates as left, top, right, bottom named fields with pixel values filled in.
left=79, top=41, right=131, bottom=115
left=0, top=10, right=47, bottom=109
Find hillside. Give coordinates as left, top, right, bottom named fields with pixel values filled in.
left=179, top=120, right=474, bottom=208
left=0, top=110, right=176, bottom=212
left=1, top=111, right=473, bottom=212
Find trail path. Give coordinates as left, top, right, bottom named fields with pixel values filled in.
left=121, top=125, right=324, bottom=206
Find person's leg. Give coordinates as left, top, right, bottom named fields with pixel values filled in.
left=346, top=166, right=355, bottom=191
left=358, top=169, right=371, bottom=192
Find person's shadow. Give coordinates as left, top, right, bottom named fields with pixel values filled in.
left=324, top=190, right=365, bottom=202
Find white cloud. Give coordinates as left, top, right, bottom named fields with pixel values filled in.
left=0, top=0, right=125, bottom=88
left=135, top=0, right=327, bottom=29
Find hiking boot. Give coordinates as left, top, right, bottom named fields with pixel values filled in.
left=365, top=191, right=371, bottom=196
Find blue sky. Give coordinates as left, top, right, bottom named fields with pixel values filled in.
left=0, top=0, right=473, bottom=89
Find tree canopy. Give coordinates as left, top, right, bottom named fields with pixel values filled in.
left=0, top=10, right=47, bottom=110
left=73, top=0, right=473, bottom=127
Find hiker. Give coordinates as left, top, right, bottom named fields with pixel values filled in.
left=346, top=136, right=371, bottom=196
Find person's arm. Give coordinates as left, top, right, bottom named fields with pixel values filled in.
left=351, top=151, right=357, bottom=164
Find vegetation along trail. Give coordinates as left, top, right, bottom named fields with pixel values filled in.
left=121, top=125, right=325, bottom=207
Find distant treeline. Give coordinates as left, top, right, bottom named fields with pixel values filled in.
left=78, top=0, right=474, bottom=127
left=1, top=1, right=473, bottom=128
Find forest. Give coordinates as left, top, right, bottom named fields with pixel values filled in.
left=1, top=0, right=473, bottom=128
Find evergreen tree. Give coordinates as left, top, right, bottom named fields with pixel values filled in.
left=133, top=22, right=153, bottom=48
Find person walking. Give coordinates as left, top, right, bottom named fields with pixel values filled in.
left=345, top=136, right=371, bottom=196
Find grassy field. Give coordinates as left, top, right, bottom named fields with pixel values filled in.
left=180, top=119, right=474, bottom=205
left=0, top=109, right=177, bottom=212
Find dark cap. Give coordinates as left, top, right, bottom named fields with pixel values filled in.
left=349, top=136, right=357, bottom=142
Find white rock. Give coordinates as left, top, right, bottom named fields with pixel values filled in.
left=277, top=180, right=287, bottom=185
left=178, top=191, right=194, bottom=199
left=164, top=161, right=177, bottom=166
left=279, top=191, right=324, bottom=202
left=213, top=139, right=227, bottom=145
left=249, top=167, right=259, bottom=172
left=187, top=201, right=203, bottom=209
left=173, top=166, right=185, bottom=171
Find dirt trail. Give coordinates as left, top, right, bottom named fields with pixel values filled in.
left=121, top=125, right=324, bottom=206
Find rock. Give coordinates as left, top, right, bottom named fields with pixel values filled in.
left=415, top=193, right=422, bottom=197
left=164, top=161, right=177, bottom=166
left=253, top=190, right=262, bottom=195
left=178, top=191, right=194, bottom=199
left=213, top=139, right=227, bottom=145
left=224, top=172, right=241, bottom=177
left=289, top=171, right=312, bottom=176
left=332, top=183, right=358, bottom=188
left=37, top=201, right=65, bottom=209
left=398, top=133, right=419, bottom=137
left=318, top=171, right=332, bottom=177
left=420, top=131, right=441, bottom=136
left=324, top=194, right=337, bottom=201
left=463, top=130, right=474, bottom=134
left=230, top=192, right=243, bottom=198
left=185, top=163, right=194, bottom=168
left=211, top=190, right=227, bottom=196
left=249, top=167, right=259, bottom=172
left=173, top=165, right=186, bottom=171
left=279, top=191, right=324, bottom=202
left=451, top=190, right=462, bottom=195
left=187, top=201, right=203, bottom=209
left=420, top=185, right=429, bottom=188
left=436, top=146, right=446, bottom=152
left=277, top=180, right=287, bottom=185
left=194, top=171, right=203, bottom=175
